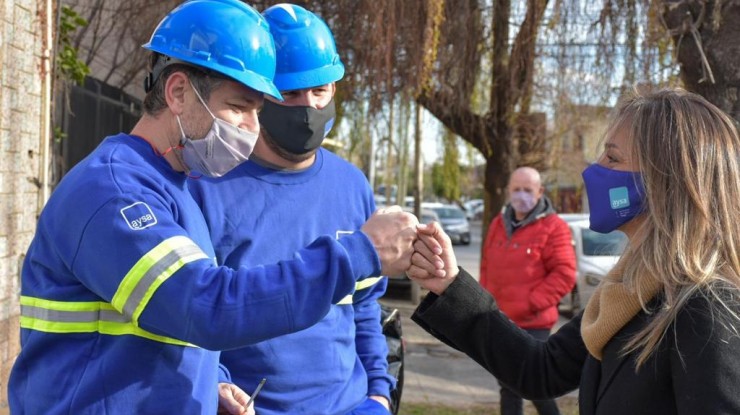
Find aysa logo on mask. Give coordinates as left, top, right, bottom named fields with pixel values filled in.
left=609, top=187, right=630, bottom=210
left=120, top=202, right=158, bottom=230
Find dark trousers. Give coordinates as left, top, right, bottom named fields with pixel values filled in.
left=499, top=328, right=561, bottom=415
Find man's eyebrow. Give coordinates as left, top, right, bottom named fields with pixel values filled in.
left=230, top=95, right=260, bottom=106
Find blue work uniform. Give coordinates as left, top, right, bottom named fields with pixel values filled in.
left=9, top=135, right=379, bottom=414
left=190, top=148, right=394, bottom=415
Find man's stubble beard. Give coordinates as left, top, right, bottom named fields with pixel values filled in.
left=260, top=128, right=319, bottom=164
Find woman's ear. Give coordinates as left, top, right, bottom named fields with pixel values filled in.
left=164, top=71, right=189, bottom=116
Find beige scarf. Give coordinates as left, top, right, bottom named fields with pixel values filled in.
left=581, top=262, right=661, bottom=360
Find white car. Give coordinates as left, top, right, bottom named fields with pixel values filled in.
left=559, top=214, right=627, bottom=317
left=463, top=199, right=484, bottom=220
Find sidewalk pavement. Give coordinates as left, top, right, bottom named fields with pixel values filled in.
left=380, top=293, right=499, bottom=408
left=380, top=289, right=579, bottom=409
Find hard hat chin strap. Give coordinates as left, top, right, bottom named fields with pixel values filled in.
left=144, top=54, right=180, bottom=93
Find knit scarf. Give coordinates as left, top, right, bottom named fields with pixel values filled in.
left=581, top=261, right=661, bottom=360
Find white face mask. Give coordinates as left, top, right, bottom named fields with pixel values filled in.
left=176, top=82, right=258, bottom=178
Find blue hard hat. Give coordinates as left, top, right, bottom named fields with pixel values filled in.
left=262, top=4, right=345, bottom=91
left=143, top=0, right=282, bottom=100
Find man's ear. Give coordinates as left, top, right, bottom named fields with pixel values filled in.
left=329, top=82, right=337, bottom=98
left=537, top=185, right=545, bottom=198
left=164, top=71, right=189, bottom=116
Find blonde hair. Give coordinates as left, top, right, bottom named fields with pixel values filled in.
left=613, top=87, right=740, bottom=367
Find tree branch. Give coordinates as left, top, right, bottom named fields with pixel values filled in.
left=508, top=0, right=549, bottom=113
left=417, top=89, right=490, bottom=154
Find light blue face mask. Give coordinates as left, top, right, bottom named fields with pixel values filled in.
left=176, top=82, right=258, bottom=178
left=582, top=163, right=645, bottom=233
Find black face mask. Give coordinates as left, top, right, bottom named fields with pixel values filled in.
left=259, top=99, right=336, bottom=155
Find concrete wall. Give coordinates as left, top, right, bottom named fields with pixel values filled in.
left=0, top=0, right=51, bottom=411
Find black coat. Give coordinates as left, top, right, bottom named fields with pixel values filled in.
left=411, top=270, right=740, bottom=415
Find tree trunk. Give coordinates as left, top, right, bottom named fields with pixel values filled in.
left=384, top=97, right=395, bottom=204
left=663, top=0, right=740, bottom=122
left=411, top=102, right=424, bottom=305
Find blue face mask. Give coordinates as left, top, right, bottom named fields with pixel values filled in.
left=582, top=163, right=645, bottom=234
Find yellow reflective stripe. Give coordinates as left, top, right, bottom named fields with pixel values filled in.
left=336, top=294, right=353, bottom=305
left=111, top=236, right=208, bottom=324
left=20, top=296, right=194, bottom=347
left=356, top=276, right=383, bottom=291
left=20, top=316, right=193, bottom=347
left=335, top=276, right=384, bottom=306
left=130, top=248, right=207, bottom=324
left=21, top=295, right=106, bottom=311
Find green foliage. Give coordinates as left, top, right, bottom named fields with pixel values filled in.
left=442, top=134, right=461, bottom=201
left=431, top=163, right=445, bottom=199
left=53, top=126, right=67, bottom=143
left=431, top=129, right=462, bottom=202
left=57, top=5, right=90, bottom=85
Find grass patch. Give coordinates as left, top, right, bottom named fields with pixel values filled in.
left=399, top=396, right=579, bottom=415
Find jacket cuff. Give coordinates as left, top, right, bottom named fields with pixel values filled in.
left=367, top=376, right=394, bottom=401
left=337, top=231, right=382, bottom=280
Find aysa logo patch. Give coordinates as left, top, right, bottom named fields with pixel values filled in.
left=120, top=202, right=158, bottom=230
left=609, top=186, right=630, bottom=210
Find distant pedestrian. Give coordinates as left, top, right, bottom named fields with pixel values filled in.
left=479, top=166, right=575, bottom=415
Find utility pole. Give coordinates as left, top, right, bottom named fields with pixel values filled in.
left=411, top=102, right=424, bottom=304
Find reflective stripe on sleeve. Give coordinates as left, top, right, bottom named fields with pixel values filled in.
left=335, top=276, right=384, bottom=305
left=356, top=276, right=383, bottom=291
left=336, top=294, right=353, bottom=305
left=19, top=296, right=194, bottom=347
left=111, top=236, right=208, bottom=324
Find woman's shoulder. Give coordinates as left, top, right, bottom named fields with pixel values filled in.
left=675, top=281, right=740, bottom=342
left=685, top=280, right=740, bottom=309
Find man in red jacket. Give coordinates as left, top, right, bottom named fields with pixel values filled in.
left=480, top=166, right=576, bottom=415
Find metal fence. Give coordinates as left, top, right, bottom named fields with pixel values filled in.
left=56, top=77, right=142, bottom=175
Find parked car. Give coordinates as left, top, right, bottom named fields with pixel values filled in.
left=558, top=214, right=627, bottom=317
left=463, top=199, right=484, bottom=220
left=422, top=203, right=471, bottom=245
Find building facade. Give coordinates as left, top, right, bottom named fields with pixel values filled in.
left=0, top=0, right=53, bottom=411
left=548, top=104, right=611, bottom=213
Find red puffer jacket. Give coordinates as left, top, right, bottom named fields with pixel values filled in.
left=480, top=212, right=576, bottom=329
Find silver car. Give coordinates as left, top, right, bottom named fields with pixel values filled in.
left=559, top=215, right=627, bottom=316
left=423, top=203, right=471, bottom=245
